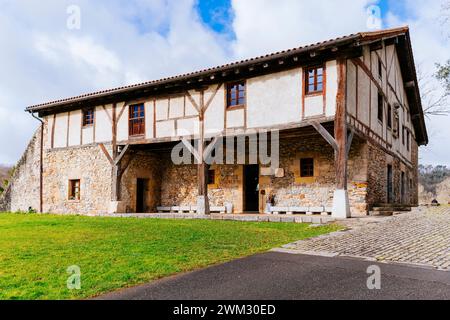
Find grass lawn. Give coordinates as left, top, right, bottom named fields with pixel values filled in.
left=0, top=213, right=341, bottom=300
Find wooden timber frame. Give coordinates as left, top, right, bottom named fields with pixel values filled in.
left=310, top=58, right=352, bottom=218
left=98, top=102, right=132, bottom=203
left=185, top=84, right=222, bottom=215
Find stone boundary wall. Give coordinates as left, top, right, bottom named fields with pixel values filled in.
left=0, top=127, right=41, bottom=212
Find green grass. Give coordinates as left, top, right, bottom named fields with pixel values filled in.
left=0, top=213, right=341, bottom=300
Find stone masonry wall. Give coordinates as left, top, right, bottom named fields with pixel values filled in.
left=157, top=136, right=369, bottom=216
left=43, top=145, right=111, bottom=214
left=120, top=151, right=163, bottom=213
left=259, top=136, right=368, bottom=216
left=0, top=127, right=41, bottom=212
left=366, top=140, right=418, bottom=207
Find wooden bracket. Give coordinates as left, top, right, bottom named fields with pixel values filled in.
left=310, top=121, right=338, bottom=151
left=346, top=129, right=354, bottom=157
left=181, top=138, right=201, bottom=163
left=99, top=143, right=114, bottom=165
left=185, top=91, right=201, bottom=113
left=114, top=144, right=130, bottom=166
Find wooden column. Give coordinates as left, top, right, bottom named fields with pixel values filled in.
left=111, top=103, right=120, bottom=202
left=197, top=90, right=210, bottom=215
left=332, top=57, right=351, bottom=219
left=335, top=58, right=348, bottom=190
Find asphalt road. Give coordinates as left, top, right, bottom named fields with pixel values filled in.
left=96, top=252, right=450, bottom=300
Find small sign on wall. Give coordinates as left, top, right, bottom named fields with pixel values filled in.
left=275, top=168, right=285, bottom=178
left=260, top=167, right=273, bottom=176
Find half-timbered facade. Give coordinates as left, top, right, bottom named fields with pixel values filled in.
left=1, top=27, right=427, bottom=218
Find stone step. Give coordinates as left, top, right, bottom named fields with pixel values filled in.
left=371, top=205, right=412, bottom=212
left=369, top=211, right=394, bottom=217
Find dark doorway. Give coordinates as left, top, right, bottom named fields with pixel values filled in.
left=244, top=165, right=259, bottom=213
left=387, top=165, right=393, bottom=204
left=136, top=178, right=148, bottom=213
left=401, top=171, right=406, bottom=204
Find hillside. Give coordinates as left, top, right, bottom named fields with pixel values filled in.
left=0, top=165, right=12, bottom=192
left=418, top=165, right=450, bottom=205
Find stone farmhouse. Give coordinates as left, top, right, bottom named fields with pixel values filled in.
left=0, top=27, right=428, bottom=219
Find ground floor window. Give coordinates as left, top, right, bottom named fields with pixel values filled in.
left=69, top=179, right=80, bottom=201
left=300, top=158, right=314, bottom=177
left=207, top=169, right=216, bottom=185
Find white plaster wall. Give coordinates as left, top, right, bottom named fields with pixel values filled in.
left=246, top=68, right=301, bottom=128
left=169, top=96, right=184, bottom=119
left=156, top=120, right=175, bottom=138
left=304, top=95, right=323, bottom=118
left=82, top=127, right=94, bottom=144
left=204, top=86, right=224, bottom=134
left=68, top=110, right=81, bottom=146
left=156, top=99, right=169, bottom=121
left=117, top=102, right=128, bottom=142
left=94, top=105, right=112, bottom=143
left=177, top=117, right=200, bottom=136
left=226, top=109, right=245, bottom=128
left=54, top=112, right=68, bottom=148
left=357, top=66, right=370, bottom=126
left=347, top=61, right=357, bottom=118
left=325, top=60, right=338, bottom=117
left=145, top=101, right=154, bottom=139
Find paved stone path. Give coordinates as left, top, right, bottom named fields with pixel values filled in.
left=274, top=206, right=450, bottom=271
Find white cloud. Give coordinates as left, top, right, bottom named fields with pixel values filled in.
left=231, top=0, right=375, bottom=59
left=0, top=0, right=448, bottom=167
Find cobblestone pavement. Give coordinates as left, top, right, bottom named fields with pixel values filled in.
left=274, top=206, right=450, bottom=271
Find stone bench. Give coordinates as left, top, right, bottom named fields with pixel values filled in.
left=210, top=206, right=226, bottom=214
left=157, top=206, right=225, bottom=214
left=271, top=206, right=332, bottom=216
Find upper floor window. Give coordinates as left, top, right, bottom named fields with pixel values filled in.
left=378, top=58, right=383, bottom=79
left=227, top=82, right=246, bottom=108
left=387, top=104, right=392, bottom=129
left=407, top=131, right=410, bottom=151
left=377, top=91, right=384, bottom=123
left=68, top=179, right=80, bottom=201
left=82, top=108, right=94, bottom=126
left=305, top=66, right=324, bottom=94
left=300, top=158, right=314, bottom=178
left=129, top=103, right=145, bottom=136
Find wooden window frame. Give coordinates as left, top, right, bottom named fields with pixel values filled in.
left=300, top=158, right=314, bottom=178
left=226, top=81, right=246, bottom=109
left=305, top=65, right=324, bottom=95
left=129, top=103, right=145, bottom=137
left=82, top=108, right=95, bottom=127
left=68, top=179, right=80, bottom=201
left=387, top=104, right=392, bottom=129
left=377, top=91, right=384, bottom=123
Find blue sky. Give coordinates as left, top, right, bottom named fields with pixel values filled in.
left=196, top=0, right=400, bottom=34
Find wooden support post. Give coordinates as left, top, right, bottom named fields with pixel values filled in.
left=333, top=58, right=351, bottom=219
left=196, top=90, right=210, bottom=215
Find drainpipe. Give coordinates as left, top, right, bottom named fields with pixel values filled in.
left=29, top=111, right=44, bottom=213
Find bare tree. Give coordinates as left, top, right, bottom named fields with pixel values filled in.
left=417, top=63, right=449, bottom=117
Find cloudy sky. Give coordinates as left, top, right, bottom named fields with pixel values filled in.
left=0, top=0, right=449, bottom=165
